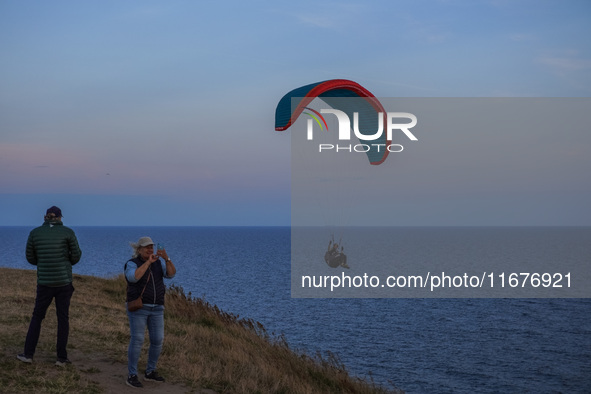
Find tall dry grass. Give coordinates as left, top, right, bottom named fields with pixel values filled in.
left=0, top=267, right=402, bottom=393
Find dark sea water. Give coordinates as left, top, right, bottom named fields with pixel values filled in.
left=3, top=226, right=590, bottom=393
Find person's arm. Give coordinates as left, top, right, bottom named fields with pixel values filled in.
left=134, top=255, right=157, bottom=280
left=157, top=248, right=176, bottom=278
left=125, top=261, right=139, bottom=283
left=125, top=256, right=157, bottom=283
left=163, top=259, right=176, bottom=278
left=68, top=232, right=82, bottom=265
left=25, top=233, right=37, bottom=265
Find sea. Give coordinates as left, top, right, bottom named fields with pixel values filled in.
left=2, top=226, right=590, bottom=393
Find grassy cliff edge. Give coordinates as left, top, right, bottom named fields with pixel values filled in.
left=0, top=268, right=402, bottom=393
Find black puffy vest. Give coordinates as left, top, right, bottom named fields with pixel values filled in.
left=125, top=257, right=166, bottom=305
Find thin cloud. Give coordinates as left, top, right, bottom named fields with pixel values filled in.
left=114, top=4, right=172, bottom=21
left=296, top=14, right=338, bottom=29
left=293, top=2, right=365, bottom=29
left=508, top=33, right=534, bottom=42
left=538, top=56, right=591, bottom=73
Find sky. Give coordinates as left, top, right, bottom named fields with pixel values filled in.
left=1, top=0, right=590, bottom=226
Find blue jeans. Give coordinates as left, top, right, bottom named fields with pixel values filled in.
left=24, top=283, right=74, bottom=359
left=127, top=304, right=165, bottom=376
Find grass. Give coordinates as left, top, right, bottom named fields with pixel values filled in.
left=0, top=267, right=402, bottom=393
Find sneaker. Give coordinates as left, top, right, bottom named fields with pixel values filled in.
left=55, top=358, right=72, bottom=367
left=16, top=354, right=33, bottom=363
left=126, top=374, right=143, bottom=388
left=144, top=370, right=165, bottom=382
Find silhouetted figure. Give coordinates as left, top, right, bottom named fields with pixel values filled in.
left=324, top=240, right=349, bottom=269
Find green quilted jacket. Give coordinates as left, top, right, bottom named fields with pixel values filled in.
left=26, top=220, right=82, bottom=287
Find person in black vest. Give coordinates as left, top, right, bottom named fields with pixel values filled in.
left=124, top=236, right=176, bottom=388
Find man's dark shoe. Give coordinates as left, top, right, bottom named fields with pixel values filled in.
left=126, top=374, right=143, bottom=388
left=55, top=358, right=72, bottom=367
left=16, top=354, right=33, bottom=363
left=144, top=370, right=165, bottom=382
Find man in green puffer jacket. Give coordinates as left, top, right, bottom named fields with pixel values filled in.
left=17, top=206, right=82, bottom=366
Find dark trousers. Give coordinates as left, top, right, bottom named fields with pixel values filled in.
left=24, top=283, right=75, bottom=359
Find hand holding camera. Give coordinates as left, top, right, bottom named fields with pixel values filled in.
left=156, top=243, right=169, bottom=261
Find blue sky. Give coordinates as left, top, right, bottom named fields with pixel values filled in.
left=1, top=0, right=590, bottom=226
